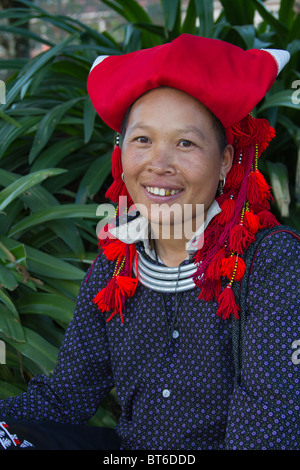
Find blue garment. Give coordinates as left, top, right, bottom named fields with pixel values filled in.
left=0, top=230, right=299, bottom=450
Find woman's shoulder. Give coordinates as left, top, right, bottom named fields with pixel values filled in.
left=246, top=225, right=300, bottom=268
left=83, top=250, right=115, bottom=290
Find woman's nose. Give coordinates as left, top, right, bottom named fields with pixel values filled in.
left=147, top=143, right=175, bottom=174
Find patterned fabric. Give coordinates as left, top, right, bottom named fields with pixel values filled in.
left=0, top=230, right=299, bottom=450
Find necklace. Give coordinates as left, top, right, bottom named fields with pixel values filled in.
left=135, top=251, right=197, bottom=293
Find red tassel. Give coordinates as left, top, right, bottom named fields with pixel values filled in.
left=116, top=273, right=138, bottom=298
left=102, top=239, right=127, bottom=261
left=216, top=285, right=240, bottom=320
left=198, top=278, right=222, bottom=301
left=226, top=163, right=245, bottom=189
left=206, top=246, right=226, bottom=281
left=98, top=223, right=116, bottom=248
left=105, top=145, right=125, bottom=203
left=254, top=169, right=271, bottom=200
left=220, top=255, right=246, bottom=282
left=218, top=198, right=235, bottom=225
left=229, top=223, right=255, bottom=254
left=247, top=171, right=261, bottom=206
left=244, top=210, right=261, bottom=234
left=93, top=277, right=117, bottom=312
left=256, top=210, right=280, bottom=228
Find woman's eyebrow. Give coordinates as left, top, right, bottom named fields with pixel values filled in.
left=126, top=122, right=153, bottom=134
left=175, top=125, right=206, bottom=141
left=126, top=123, right=206, bottom=140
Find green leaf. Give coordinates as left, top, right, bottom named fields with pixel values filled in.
left=8, top=203, right=99, bottom=236
left=0, top=237, right=85, bottom=280
left=194, top=0, right=214, bottom=37
left=220, top=0, right=255, bottom=25
left=0, top=168, right=67, bottom=211
left=161, top=0, right=180, bottom=32
left=0, top=380, right=26, bottom=398
left=0, top=116, right=40, bottom=160
left=266, top=160, right=290, bottom=218
left=25, top=245, right=85, bottom=280
left=0, top=304, right=25, bottom=343
left=83, top=96, right=97, bottom=144
left=31, top=137, right=83, bottom=171
left=15, top=293, right=75, bottom=324
left=75, top=153, right=112, bottom=204
left=249, top=0, right=288, bottom=42
left=258, top=90, right=300, bottom=113
left=1, top=326, right=58, bottom=374
left=0, top=265, right=18, bottom=291
left=182, top=0, right=197, bottom=34
left=0, top=288, right=18, bottom=315
left=101, top=0, right=152, bottom=23
left=2, top=33, right=78, bottom=111
left=0, top=109, right=22, bottom=128
left=28, top=97, right=82, bottom=163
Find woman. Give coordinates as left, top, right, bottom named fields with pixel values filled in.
left=0, top=34, right=299, bottom=451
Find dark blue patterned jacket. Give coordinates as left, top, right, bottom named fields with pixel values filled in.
left=0, top=229, right=299, bottom=450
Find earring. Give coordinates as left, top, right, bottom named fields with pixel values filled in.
left=121, top=172, right=125, bottom=182
left=218, top=176, right=226, bottom=194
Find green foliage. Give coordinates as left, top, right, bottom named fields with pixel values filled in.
left=0, top=0, right=299, bottom=427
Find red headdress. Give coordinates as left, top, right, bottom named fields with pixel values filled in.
left=87, top=34, right=290, bottom=322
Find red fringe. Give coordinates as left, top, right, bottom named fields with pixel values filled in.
left=244, top=210, right=261, bottom=234
left=218, top=198, right=235, bottom=225
left=220, top=255, right=246, bottom=282
left=229, top=223, right=255, bottom=254
left=206, top=246, right=226, bottom=281
left=256, top=210, right=280, bottom=228
left=102, top=239, right=127, bottom=261
left=216, top=285, right=240, bottom=320
left=198, top=278, right=222, bottom=301
left=226, top=163, right=245, bottom=189
left=93, top=277, right=117, bottom=313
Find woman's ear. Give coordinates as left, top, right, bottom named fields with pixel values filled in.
left=221, top=144, right=234, bottom=178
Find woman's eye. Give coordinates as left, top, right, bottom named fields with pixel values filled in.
left=178, top=139, right=194, bottom=147
left=135, top=136, right=149, bottom=143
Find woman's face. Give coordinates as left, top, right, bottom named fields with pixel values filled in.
left=121, top=87, right=233, bottom=235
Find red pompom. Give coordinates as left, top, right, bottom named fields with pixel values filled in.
left=93, top=277, right=117, bottom=312
left=220, top=254, right=246, bottom=282
left=102, top=239, right=127, bottom=261
left=216, top=285, right=240, bottom=320
left=218, top=198, right=236, bottom=225
left=229, top=223, right=255, bottom=254
left=257, top=209, right=280, bottom=228
left=206, top=246, right=226, bottom=281
left=116, top=273, right=138, bottom=298
left=244, top=209, right=261, bottom=234
left=226, top=163, right=245, bottom=189
left=198, top=278, right=222, bottom=301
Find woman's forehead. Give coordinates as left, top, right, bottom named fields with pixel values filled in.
left=126, top=87, right=212, bottom=127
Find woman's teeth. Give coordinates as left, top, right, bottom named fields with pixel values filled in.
left=146, top=186, right=181, bottom=196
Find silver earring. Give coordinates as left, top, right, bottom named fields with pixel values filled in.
left=121, top=172, right=125, bottom=182
left=218, top=176, right=226, bottom=194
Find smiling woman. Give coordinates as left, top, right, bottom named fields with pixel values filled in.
left=120, top=87, right=233, bottom=266
left=0, top=34, right=299, bottom=451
